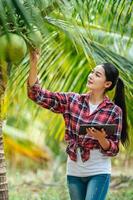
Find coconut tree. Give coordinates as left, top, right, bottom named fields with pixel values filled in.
left=0, top=61, right=9, bottom=199
left=0, top=0, right=133, bottom=199
left=0, top=0, right=49, bottom=198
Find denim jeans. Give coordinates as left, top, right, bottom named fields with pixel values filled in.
left=67, top=174, right=110, bottom=200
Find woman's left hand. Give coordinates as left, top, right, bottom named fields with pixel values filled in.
left=86, top=128, right=107, bottom=141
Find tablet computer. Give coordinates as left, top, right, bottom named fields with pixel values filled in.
left=79, top=124, right=117, bottom=135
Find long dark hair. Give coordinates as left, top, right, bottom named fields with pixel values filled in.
left=102, top=63, right=129, bottom=147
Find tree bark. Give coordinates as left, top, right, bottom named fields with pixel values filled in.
left=0, top=121, right=8, bottom=200
left=0, top=62, right=8, bottom=200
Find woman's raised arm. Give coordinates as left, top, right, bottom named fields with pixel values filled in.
left=28, top=49, right=40, bottom=87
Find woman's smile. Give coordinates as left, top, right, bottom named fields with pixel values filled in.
left=88, top=79, right=93, bottom=84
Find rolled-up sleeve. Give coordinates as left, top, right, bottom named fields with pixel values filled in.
left=27, top=79, right=73, bottom=114
left=100, top=107, right=122, bottom=157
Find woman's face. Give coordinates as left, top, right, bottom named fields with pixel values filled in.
left=87, top=65, right=112, bottom=92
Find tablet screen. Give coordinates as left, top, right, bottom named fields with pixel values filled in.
left=79, top=124, right=117, bottom=135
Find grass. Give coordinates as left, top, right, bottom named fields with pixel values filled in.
left=8, top=168, right=133, bottom=200
left=8, top=168, right=70, bottom=200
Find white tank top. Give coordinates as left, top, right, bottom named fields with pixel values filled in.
left=66, top=102, right=111, bottom=176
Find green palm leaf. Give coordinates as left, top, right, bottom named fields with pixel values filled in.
left=3, top=125, right=50, bottom=162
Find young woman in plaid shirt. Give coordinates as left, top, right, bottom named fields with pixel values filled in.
left=28, top=50, right=128, bottom=200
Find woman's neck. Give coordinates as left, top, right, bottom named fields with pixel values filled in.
left=89, top=91, right=105, bottom=105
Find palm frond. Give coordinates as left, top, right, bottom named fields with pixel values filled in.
left=3, top=125, right=51, bottom=162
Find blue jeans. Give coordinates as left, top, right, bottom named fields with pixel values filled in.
left=67, top=174, right=110, bottom=200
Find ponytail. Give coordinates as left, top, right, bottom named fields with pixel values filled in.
left=102, top=63, right=129, bottom=147
left=113, top=78, right=129, bottom=147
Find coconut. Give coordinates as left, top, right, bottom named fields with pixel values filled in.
left=27, top=28, right=43, bottom=48
left=0, top=33, right=27, bottom=64
left=0, top=35, right=8, bottom=61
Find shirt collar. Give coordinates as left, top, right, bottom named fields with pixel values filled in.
left=81, top=92, right=114, bottom=107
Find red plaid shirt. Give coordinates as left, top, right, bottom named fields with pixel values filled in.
left=27, top=80, right=122, bottom=162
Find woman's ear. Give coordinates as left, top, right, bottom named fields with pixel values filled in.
left=105, top=81, right=112, bottom=89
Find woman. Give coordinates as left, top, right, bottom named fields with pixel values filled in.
left=27, top=50, right=128, bottom=200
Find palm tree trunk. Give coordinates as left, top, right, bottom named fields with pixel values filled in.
left=0, top=121, right=8, bottom=200
left=0, top=62, right=8, bottom=200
